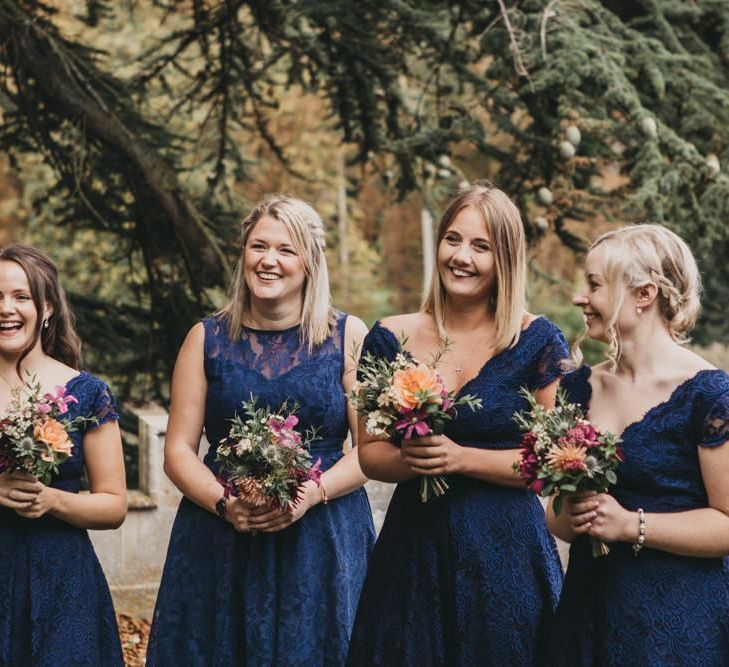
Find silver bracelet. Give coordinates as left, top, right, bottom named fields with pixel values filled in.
left=632, top=508, right=646, bottom=556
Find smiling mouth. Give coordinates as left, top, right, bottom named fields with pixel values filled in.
left=0, top=322, right=23, bottom=332
left=584, top=312, right=600, bottom=322
left=448, top=267, right=477, bottom=278
left=256, top=272, right=282, bottom=281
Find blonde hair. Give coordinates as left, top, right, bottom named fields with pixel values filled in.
left=220, top=194, right=333, bottom=350
left=421, top=184, right=527, bottom=353
left=574, top=223, right=701, bottom=367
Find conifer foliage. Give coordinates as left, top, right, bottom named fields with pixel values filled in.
left=0, top=0, right=727, bottom=396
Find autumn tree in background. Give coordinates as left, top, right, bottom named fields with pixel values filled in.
left=0, top=0, right=728, bottom=401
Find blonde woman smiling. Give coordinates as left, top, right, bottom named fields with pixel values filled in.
left=147, top=195, right=374, bottom=666
left=347, top=184, right=568, bottom=666
left=547, top=224, right=729, bottom=666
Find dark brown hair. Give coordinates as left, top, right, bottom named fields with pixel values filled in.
left=0, top=244, right=82, bottom=371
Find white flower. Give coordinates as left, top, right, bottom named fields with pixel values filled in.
left=235, top=438, right=253, bottom=456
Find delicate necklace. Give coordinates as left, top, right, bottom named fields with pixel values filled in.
left=0, top=359, right=46, bottom=396
left=0, top=367, right=21, bottom=391
left=443, top=329, right=495, bottom=377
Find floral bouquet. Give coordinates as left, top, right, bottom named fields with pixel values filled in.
left=513, top=387, right=622, bottom=557
left=0, top=378, right=84, bottom=485
left=349, top=344, right=482, bottom=503
left=215, top=398, right=321, bottom=512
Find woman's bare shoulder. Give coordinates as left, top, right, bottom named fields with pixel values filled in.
left=380, top=312, right=435, bottom=340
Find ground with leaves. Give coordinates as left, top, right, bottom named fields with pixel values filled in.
left=117, top=614, right=150, bottom=667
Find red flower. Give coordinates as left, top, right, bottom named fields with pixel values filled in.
left=519, top=452, right=539, bottom=482
left=528, top=478, right=546, bottom=494
left=520, top=431, right=537, bottom=452
left=564, top=421, right=600, bottom=448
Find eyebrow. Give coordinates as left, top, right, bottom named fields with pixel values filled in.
left=249, top=237, right=295, bottom=247
left=445, top=230, right=491, bottom=243
left=586, top=272, right=603, bottom=280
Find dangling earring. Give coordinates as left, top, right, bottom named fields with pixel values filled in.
left=636, top=307, right=643, bottom=315
left=43, top=317, right=50, bottom=329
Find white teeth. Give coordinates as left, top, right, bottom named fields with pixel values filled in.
left=257, top=272, right=281, bottom=280
left=0, top=322, right=21, bottom=330
left=450, top=268, right=475, bottom=278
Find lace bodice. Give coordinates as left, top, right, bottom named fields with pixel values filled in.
left=362, top=316, right=569, bottom=449
left=202, top=312, right=349, bottom=469
left=562, top=365, right=729, bottom=512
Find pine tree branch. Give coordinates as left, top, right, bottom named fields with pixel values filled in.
left=0, top=0, right=232, bottom=284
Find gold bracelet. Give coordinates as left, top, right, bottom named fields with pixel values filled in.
left=320, top=477, right=329, bottom=505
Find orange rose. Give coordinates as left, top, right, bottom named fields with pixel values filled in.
left=390, top=364, right=445, bottom=410
left=34, top=419, right=73, bottom=456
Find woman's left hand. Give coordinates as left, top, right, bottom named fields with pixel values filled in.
left=585, top=493, right=636, bottom=543
left=248, top=481, right=319, bottom=533
left=401, top=434, right=464, bottom=476
left=14, top=483, right=59, bottom=520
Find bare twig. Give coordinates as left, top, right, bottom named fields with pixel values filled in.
left=540, top=0, right=560, bottom=60
left=496, top=0, right=530, bottom=79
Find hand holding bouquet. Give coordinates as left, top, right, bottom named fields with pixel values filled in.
left=0, top=378, right=84, bottom=485
left=349, top=343, right=481, bottom=503
left=216, top=398, right=321, bottom=513
left=513, top=387, right=622, bottom=556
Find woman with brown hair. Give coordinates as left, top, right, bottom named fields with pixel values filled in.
left=0, top=244, right=126, bottom=666
left=346, top=184, right=567, bottom=666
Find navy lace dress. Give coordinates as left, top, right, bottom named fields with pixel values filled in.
left=548, top=366, right=729, bottom=667
left=346, top=317, right=567, bottom=667
left=147, top=312, right=375, bottom=667
left=0, top=371, right=123, bottom=667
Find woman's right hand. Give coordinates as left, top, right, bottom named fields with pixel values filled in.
left=224, top=496, right=264, bottom=533
left=0, top=471, right=42, bottom=510
left=565, top=491, right=600, bottom=535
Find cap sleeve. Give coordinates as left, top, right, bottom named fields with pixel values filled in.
left=533, top=321, right=570, bottom=389
left=88, top=377, right=120, bottom=430
left=700, top=384, right=729, bottom=448
left=357, top=322, right=400, bottom=381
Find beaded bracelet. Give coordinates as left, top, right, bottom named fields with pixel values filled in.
left=632, top=508, right=646, bottom=556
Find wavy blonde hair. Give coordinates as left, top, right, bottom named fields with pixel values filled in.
left=421, top=184, right=527, bottom=353
left=220, top=194, right=333, bottom=350
left=574, top=223, right=701, bottom=367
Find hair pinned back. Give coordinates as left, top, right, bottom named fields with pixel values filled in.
left=573, top=223, right=701, bottom=367
left=220, top=194, right=333, bottom=351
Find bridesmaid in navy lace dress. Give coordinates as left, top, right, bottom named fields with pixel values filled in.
left=346, top=185, right=566, bottom=666
left=0, top=245, right=126, bottom=666
left=547, top=224, right=729, bottom=666
left=147, top=195, right=375, bottom=666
